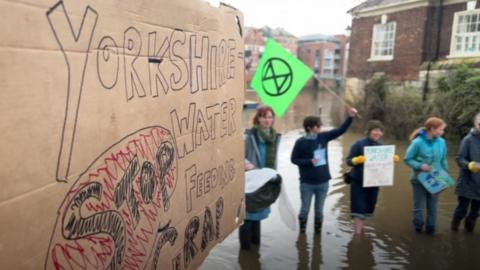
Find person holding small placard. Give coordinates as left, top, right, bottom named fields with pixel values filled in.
left=404, top=117, right=448, bottom=235
left=291, top=107, right=358, bottom=234
left=346, top=120, right=400, bottom=235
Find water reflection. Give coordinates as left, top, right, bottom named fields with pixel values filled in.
left=238, top=247, right=261, bottom=270
left=296, top=233, right=309, bottom=269
left=311, top=234, right=323, bottom=270
left=296, top=233, right=323, bottom=270
left=344, top=234, right=375, bottom=270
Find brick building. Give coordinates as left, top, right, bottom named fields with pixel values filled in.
left=244, top=27, right=266, bottom=86
left=346, top=0, right=480, bottom=96
left=298, top=34, right=350, bottom=88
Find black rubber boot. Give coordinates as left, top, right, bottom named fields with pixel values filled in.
left=239, top=222, right=252, bottom=250
left=251, top=221, right=261, bottom=245
left=299, top=217, right=307, bottom=233
left=451, top=217, right=462, bottom=232
left=314, top=218, right=322, bottom=234
left=465, top=217, right=476, bottom=233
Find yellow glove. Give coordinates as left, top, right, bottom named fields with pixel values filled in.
left=468, top=162, right=480, bottom=173
left=352, top=155, right=366, bottom=165
left=394, top=155, right=400, bottom=163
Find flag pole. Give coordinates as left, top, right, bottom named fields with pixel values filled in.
left=313, top=75, right=362, bottom=119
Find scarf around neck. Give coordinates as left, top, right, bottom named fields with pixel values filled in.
left=255, top=125, right=277, bottom=169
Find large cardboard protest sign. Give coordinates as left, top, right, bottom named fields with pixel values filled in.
left=0, top=0, right=245, bottom=269
left=363, top=145, right=395, bottom=187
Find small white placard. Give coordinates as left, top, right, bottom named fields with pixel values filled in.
left=363, top=145, right=395, bottom=187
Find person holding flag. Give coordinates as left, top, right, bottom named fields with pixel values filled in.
left=291, top=107, right=358, bottom=234
left=251, top=37, right=360, bottom=234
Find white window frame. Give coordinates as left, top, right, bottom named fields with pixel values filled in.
left=322, top=50, right=334, bottom=75
left=368, top=21, right=396, bottom=61
left=448, top=9, right=480, bottom=58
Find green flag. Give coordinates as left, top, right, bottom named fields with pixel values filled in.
left=251, top=38, right=313, bottom=117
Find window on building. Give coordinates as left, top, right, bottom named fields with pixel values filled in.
left=323, top=68, right=334, bottom=76
left=324, top=59, right=333, bottom=69
left=323, top=51, right=334, bottom=77
left=370, top=21, right=396, bottom=61
left=314, top=50, right=321, bottom=69
left=449, top=9, right=480, bottom=57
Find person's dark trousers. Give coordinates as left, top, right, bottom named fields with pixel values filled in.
left=251, top=221, right=261, bottom=245
left=452, top=196, right=480, bottom=232
left=239, top=220, right=261, bottom=249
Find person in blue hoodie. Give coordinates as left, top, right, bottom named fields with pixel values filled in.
left=451, top=112, right=480, bottom=232
left=404, top=117, right=448, bottom=235
left=291, top=107, right=358, bottom=233
left=346, top=120, right=400, bottom=235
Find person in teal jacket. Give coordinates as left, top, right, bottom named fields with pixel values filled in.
left=404, top=117, right=448, bottom=235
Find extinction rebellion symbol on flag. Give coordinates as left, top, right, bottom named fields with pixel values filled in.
left=251, top=39, right=313, bottom=117
left=261, top=57, right=293, bottom=97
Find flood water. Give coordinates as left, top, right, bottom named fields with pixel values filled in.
left=199, top=89, right=480, bottom=270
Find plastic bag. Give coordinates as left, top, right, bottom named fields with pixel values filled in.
left=245, top=170, right=282, bottom=212
left=277, top=181, right=297, bottom=230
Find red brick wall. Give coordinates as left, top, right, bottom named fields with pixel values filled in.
left=244, top=28, right=265, bottom=87
left=348, top=7, right=428, bottom=81
left=421, top=2, right=466, bottom=61
left=348, top=2, right=469, bottom=81
left=437, top=2, right=467, bottom=59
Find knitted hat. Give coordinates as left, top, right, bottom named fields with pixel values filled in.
left=365, top=120, right=385, bottom=135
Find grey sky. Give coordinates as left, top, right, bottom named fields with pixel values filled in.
left=206, top=0, right=365, bottom=37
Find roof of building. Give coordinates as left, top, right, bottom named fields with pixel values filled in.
left=348, top=0, right=405, bottom=13
left=298, top=34, right=339, bottom=43
left=261, top=26, right=296, bottom=38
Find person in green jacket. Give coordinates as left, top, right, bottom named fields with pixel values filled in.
left=404, top=117, right=448, bottom=235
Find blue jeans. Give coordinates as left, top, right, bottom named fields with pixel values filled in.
left=412, top=182, right=439, bottom=231
left=299, top=182, right=329, bottom=220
